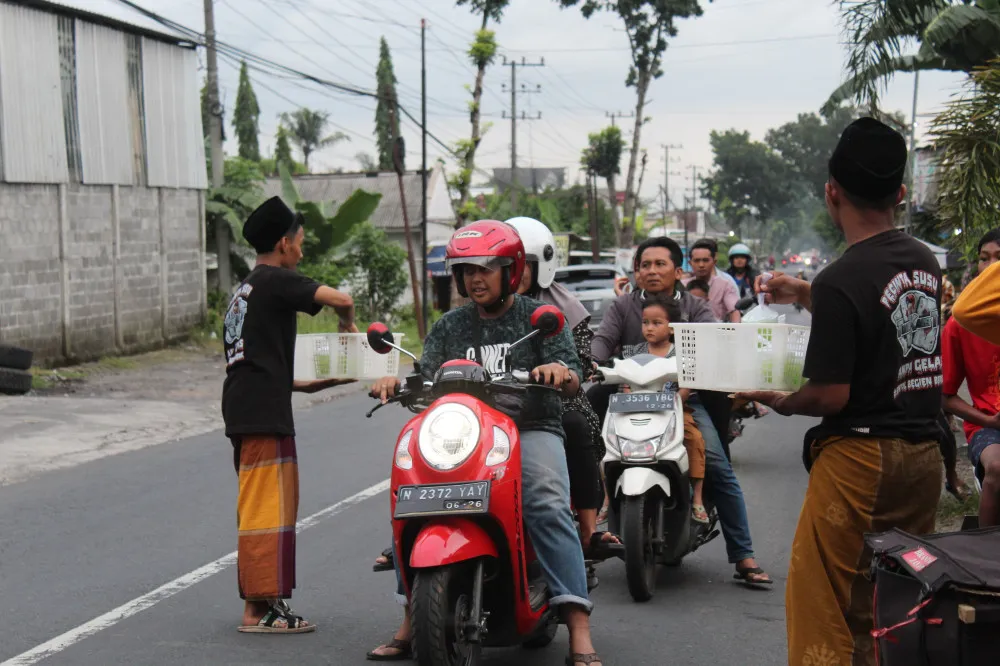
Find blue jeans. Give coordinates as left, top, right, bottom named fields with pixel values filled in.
left=688, top=395, right=755, bottom=563
left=969, top=427, right=1000, bottom=484
left=396, top=429, right=592, bottom=611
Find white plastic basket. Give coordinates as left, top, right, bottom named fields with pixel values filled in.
left=670, top=323, right=810, bottom=392
left=294, top=333, right=405, bottom=381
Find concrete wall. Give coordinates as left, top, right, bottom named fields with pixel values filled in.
left=0, top=182, right=205, bottom=362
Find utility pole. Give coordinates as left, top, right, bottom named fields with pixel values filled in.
left=686, top=165, right=701, bottom=259
left=203, top=0, right=230, bottom=292
left=502, top=57, right=544, bottom=209
left=606, top=111, right=635, bottom=128
left=587, top=170, right=599, bottom=262
left=421, top=18, right=429, bottom=324
left=904, top=70, right=920, bottom=236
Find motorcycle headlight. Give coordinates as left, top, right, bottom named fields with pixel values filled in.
left=394, top=429, right=413, bottom=470
left=418, top=404, right=481, bottom=470
left=619, top=437, right=661, bottom=462
left=486, top=426, right=510, bottom=466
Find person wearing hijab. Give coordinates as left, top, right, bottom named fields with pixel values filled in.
left=740, top=118, right=945, bottom=666
left=223, top=196, right=357, bottom=634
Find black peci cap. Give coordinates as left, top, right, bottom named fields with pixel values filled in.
left=242, top=196, right=299, bottom=254
left=828, top=117, right=907, bottom=202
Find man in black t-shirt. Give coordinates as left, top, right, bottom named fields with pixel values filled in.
left=223, top=196, right=357, bottom=635
left=739, top=118, right=944, bottom=666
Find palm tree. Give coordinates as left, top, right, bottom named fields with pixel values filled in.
left=824, top=0, right=1000, bottom=113
left=279, top=109, right=350, bottom=172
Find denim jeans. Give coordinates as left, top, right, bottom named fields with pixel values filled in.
left=395, top=429, right=592, bottom=612
left=688, top=395, right=755, bottom=563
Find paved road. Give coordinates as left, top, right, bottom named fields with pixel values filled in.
left=0, top=386, right=814, bottom=666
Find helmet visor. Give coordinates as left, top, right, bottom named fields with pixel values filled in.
left=446, top=256, right=512, bottom=271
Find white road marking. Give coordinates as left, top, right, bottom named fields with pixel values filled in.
left=1, top=479, right=390, bottom=666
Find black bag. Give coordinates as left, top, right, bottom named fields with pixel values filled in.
left=867, top=527, right=1000, bottom=666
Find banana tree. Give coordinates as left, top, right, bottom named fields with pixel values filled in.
left=825, top=0, right=1000, bottom=113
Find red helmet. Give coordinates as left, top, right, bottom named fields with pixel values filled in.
left=446, top=220, right=526, bottom=300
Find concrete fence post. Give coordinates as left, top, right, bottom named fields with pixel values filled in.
left=111, top=184, right=124, bottom=351
left=58, top=183, right=72, bottom=359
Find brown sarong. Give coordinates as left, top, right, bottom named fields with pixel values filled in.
left=682, top=407, right=706, bottom=480
left=786, top=437, right=941, bottom=666
left=231, top=435, right=299, bottom=601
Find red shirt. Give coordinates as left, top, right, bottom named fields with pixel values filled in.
left=942, top=317, right=1000, bottom=440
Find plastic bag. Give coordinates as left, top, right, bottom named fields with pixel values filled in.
left=741, top=272, right=785, bottom=323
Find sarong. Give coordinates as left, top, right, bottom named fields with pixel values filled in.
left=682, top=407, right=706, bottom=479
left=231, top=435, right=299, bottom=600
left=786, top=437, right=941, bottom=666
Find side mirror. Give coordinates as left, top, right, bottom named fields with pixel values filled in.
left=367, top=322, right=394, bottom=355
left=530, top=305, right=565, bottom=338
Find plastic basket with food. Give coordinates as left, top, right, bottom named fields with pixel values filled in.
left=294, top=333, right=405, bottom=381
left=670, top=323, right=810, bottom=392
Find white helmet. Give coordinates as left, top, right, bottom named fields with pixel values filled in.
left=504, top=217, right=557, bottom=289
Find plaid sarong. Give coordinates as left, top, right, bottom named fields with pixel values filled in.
left=231, top=435, right=299, bottom=601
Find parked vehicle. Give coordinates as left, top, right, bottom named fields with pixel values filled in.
left=366, top=306, right=574, bottom=666
left=596, top=354, right=720, bottom=602
left=553, top=263, right=627, bottom=330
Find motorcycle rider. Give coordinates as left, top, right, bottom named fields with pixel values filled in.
left=507, top=216, right=623, bottom=559
left=726, top=243, right=759, bottom=300
left=589, top=236, right=773, bottom=585
left=368, top=220, right=603, bottom=666
left=685, top=238, right=741, bottom=323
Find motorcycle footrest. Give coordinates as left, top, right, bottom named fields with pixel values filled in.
left=528, top=579, right=550, bottom=612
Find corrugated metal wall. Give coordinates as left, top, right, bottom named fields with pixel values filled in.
left=76, top=20, right=134, bottom=185
left=142, top=38, right=207, bottom=190
left=0, top=3, right=68, bottom=183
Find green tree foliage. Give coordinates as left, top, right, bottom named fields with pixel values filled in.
left=828, top=0, right=1000, bottom=113
left=375, top=38, right=402, bottom=171
left=764, top=107, right=859, bottom=197
left=929, top=59, right=1000, bottom=260
left=581, top=125, right=626, bottom=243
left=344, top=223, right=409, bottom=322
left=277, top=163, right=382, bottom=285
left=560, top=0, right=709, bottom=246
left=232, top=61, right=261, bottom=161
left=280, top=108, right=350, bottom=172
left=474, top=185, right=617, bottom=248
left=205, top=158, right=266, bottom=279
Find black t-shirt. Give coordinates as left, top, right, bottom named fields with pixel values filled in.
left=221, top=265, right=322, bottom=437
left=803, top=230, right=943, bottom=454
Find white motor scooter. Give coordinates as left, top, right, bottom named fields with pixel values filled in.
left=597, top=353, right=720, bottom=602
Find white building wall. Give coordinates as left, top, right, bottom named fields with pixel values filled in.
left=0, top=3, right=68, bottom=183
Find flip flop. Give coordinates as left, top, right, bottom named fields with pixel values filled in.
left=733, top=565, right=773, bottom=587
left=366, top=638, right=413, bottom=661
left=373, top=546, right=395, bottom=572
left=584, top=531, right=624, bottom=560
left=238, top=601, right=315, bottom=634
left=566, top=653, right=603, bottom=665
left=691, top=504, right=710, bottom=524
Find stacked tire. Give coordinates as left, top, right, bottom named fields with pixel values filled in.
left=0, top=343, right=33, bottom=395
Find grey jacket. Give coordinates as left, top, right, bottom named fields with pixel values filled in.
left=591, top=288, right=717, bottom=363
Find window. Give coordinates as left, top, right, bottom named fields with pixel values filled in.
left=126, top=34, right=147, bottom=186
left=57, top=15, right=82, bottom=182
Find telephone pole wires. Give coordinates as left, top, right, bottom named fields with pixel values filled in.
left=501, top=56, right=544, bottom=209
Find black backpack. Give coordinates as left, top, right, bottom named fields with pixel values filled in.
left=867, top=527, right=1000, bottom=665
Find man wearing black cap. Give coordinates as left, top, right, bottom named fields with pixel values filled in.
left=223, top=196, right=357, bottom=634
left=739, top=118, right=944, bottom=665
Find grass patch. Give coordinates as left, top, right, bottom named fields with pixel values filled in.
left=30, top=366, right=87, bottom=390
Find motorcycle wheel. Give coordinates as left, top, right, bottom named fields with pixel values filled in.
left=521, top=617, right=558, bottom=649
left=622, top=495, right=657, bottom=602
left=411, top=565, right=483, bottom=666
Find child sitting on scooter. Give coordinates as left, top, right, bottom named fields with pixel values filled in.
left=621, top=295, right=709, bottom=523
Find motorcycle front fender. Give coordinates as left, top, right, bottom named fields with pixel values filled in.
left=615, top=467, right=671, bottom=499
left=409, top=518, right=499, bottom=569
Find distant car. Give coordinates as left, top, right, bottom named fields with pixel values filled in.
left=553, top=263, right=626, bottom=330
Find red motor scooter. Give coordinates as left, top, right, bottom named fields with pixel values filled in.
left=366, top=305, right=574, bottom=666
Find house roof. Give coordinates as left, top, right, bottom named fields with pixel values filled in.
left=12, top=0, right=194, bottom=45
left=262, top=167, right=455, bottom=233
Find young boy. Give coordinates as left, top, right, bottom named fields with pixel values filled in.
left=621, top=295, right=708, bottom=523
left=685, top=279, right=710, bottom=302
left=223, top=196, right=357, bottom=634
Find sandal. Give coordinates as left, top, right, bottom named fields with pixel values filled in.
left=733, top=565, right=773, bottom=587
left=238, top=600, right=315, bottom=634
left=373, top=546, right=395, bottom=573
left=946, top=480, right=971, bottom=503
left=566, top=653, right=603, bottom=665
left=366, top=638, right=413, bottom=661
left=584, top=531, right=624, bottom=560
left=691, top=504, right=710, bottom=524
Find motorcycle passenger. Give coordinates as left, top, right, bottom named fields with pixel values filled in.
left=589, top=236, right=773, bottom=585
left=368, top=220, right=603, bottom=666
left=620, top=294, right=708, bottom=523
left=685, top=279, right=710, bottom=302
left=684, top=238, right=741, bottom=323
left=726, top=243, right=758, bottom=300
left=506, top=216, right=623, bottom=559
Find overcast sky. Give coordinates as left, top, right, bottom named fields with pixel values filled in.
left=132, top=0, right=966, bottom=207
